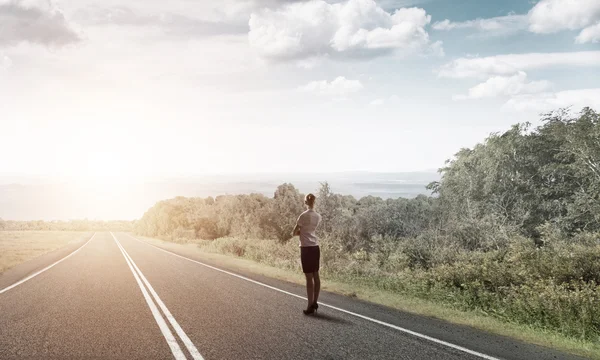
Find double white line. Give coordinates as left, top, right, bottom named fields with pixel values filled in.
left=110, top=232, right=203, bottom=360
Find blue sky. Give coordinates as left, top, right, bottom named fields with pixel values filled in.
left=1, top=0, right=599, bottom=181
left=424, top=0, right=531, bottom=21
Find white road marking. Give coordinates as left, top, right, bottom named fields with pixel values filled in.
left=0, top=232, right=97, bottom=295
left=112, top=233, right=187, bottom=360
left=127, top=233, right=502, bottom=360
left=111, top=233, right=204, bottom=360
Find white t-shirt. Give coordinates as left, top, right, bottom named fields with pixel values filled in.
left=296, top=209, right=321, bottom=247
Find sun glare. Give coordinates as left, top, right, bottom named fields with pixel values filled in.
left=80, top=151, right=131, bottom=186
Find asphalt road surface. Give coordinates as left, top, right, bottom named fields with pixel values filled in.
left=0, top=232, right=589, bottom=359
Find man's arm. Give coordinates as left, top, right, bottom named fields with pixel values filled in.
left=292, top=224, right=301, bottom=237
left=292, top=214, right=303, bottom=236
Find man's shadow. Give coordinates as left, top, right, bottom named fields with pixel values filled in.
left=310, top=312, right=350, bottom=325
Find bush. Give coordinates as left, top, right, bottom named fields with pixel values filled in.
left=191, top=232, right=600, bottom=341
left=170, top=227, right=196, bottom=242
left=494, top=280, right=600, bottom=341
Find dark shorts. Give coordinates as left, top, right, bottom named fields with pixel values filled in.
left=300, top=246, right=320, bottom=274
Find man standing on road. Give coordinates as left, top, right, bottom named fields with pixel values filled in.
left=292, top=193, right=322, bottom=315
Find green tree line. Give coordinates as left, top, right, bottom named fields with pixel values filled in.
left=135, top=108, right=599, bottom=342
left=137, top=108, right=599, bottom=250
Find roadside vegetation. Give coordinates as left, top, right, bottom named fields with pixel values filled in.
left=0, top=231, right=92, bottom=273
left=0, top=220, right=134, bottom=232
left=134, top=108, right=599, bottom=355
left=0, top=220, right=132, bottom=273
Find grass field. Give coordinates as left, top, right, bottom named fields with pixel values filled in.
left=136, top=234, right=600, bottom=360
left=0, top=231, right=92, bottom=273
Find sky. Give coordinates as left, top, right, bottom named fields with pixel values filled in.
left=1, top=0, right=600, bottom=183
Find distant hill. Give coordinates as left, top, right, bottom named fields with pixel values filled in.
left=0, top=172, right=439, bottom=221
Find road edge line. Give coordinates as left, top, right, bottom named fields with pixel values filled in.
left=0, top=232, right=97, bottom=295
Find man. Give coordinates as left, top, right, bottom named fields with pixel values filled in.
left=292, top=193, right=322, bottom=315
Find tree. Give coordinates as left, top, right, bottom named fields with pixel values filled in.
left=317, top=182, right=344, bottom=235
left=264, top=184, right=304, bottom=242
left=541, top=107, right=600, bottom=232
left=431, top=107, right=600, bottom=240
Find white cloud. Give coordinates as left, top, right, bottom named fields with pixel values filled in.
left=528, top=0, right=600, bottom=34
left=294, top=55, right=327, bottom=69
left=0, top=0, right=80, bottom=47
left=427, top=40, right=444, bottom=57
left=438, top=56, right=519, bottom=79
left=369, top=94, right=403, bottom=106
left=454, top=72, right=552, bottom=100
left=576, top=22, right=600, bottom=43
left=0, top=54, right=11, bottom=70
left=377, top=0, right=430, bottom=9
left=248, top=0, right=440, bottom=61
left=440, top=51, right=600, bottom=107
left=438, top=51, right=600, bottom=79
left=433, top=14, right=527, bottom=35
left=298, top=76, right=363, bottom=96
left=433, top=1, right=600, bottom=43
left=73, top=6, right=247, bottom=37
left=504, top=88, right=600, bottom=112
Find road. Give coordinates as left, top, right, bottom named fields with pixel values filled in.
left=0, top=232, right=588, bottom=359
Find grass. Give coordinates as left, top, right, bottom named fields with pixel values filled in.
left=136, top=234, right=600, bottom=360
left=0, top=231, right=92, bottom=273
